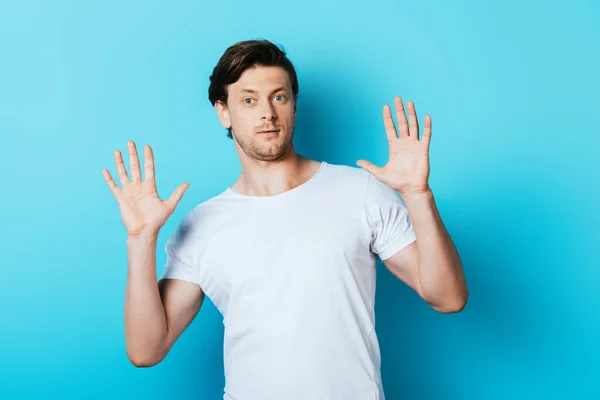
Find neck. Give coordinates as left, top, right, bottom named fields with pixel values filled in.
left=231, top=148, right=316, bottom=197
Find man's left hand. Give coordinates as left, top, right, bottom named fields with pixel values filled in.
left=357, top=96, right=432, bottom=196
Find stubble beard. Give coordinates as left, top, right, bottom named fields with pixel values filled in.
left=232, top=125, right=295, bottom=162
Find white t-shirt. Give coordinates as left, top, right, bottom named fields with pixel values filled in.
left=161, top=161, right=416, bottom=400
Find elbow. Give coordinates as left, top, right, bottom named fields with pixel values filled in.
left=127, top=353, right=162, bottom=368
left=428, top=291, right=469, bottom=314
left=435, top=299, right=467, bottom=314
left=126, top=347, right=165, bottom=368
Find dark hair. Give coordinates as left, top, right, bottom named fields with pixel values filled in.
left=208, top=39, right=299, bottom=139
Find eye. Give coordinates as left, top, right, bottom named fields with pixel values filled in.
left=243, top=98, right=254, bottom=104
left=274, top=94, right=286, bottom=102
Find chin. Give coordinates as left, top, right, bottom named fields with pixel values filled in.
left=233, top=127, right=294, bottom=160
left=252, top=138, right=292, bottom=161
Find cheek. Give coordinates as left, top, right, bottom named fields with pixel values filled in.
left=230, top=108, right=256, bottom=131
left=283, top=109, right=296, bottom=126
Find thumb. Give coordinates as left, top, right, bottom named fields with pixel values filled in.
left=165, top=183, right=190, bottom=212
left=356, top=160, right=382, bottom=179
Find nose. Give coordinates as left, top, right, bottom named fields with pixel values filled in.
left=260, top=101, right=276, bottom=121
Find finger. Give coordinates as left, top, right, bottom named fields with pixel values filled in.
left=356, top=160, right=383, bottom=180
left=423, top=114, right=432, bottom=149
left=143, top=144, right=156, bottom=189
left=165, top=183, right=190, bottom=212
left=394, top=97, right=409, bottom=138
left=114, top=150, right=130, bottom=187
left=128, top=141, right=142, bottom=182
left=382, top=105, right=398, bottom=142
left=102, top=169, right=121, bottom=198
left=406, top=101, right=419, bottom=139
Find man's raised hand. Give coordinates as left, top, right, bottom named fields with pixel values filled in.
left=102, top=141, right=189, bottom=237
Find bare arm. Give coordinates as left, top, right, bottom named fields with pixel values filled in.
left=357, top=96, right=467, bottom=313
left=124, top=234, right=204, bottom=367
left=384, top=190, right=467, bottom=313
left=102, top=140, right=200, bottom=367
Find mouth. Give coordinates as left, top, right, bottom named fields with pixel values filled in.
left=258, top=129, right=280, bottom=134
left=257, top=129, right=280, bottom=139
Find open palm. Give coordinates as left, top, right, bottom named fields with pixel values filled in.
left=357, top=96, right=432, bottom=195
left=102, top=141, right=189, bottom=237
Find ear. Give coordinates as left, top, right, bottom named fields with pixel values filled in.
left=215, top=101, right=231, bottom=129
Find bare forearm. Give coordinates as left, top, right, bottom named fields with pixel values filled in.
left=402, top=190, right=467, bottom=312
left=124, top=234, right=168, bottom=365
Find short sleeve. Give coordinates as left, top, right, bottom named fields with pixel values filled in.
left=160, top=213, right=203, bottom=287
left=365, top=174, right=416, bottom=260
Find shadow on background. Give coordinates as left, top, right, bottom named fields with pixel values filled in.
left=374, top=167, right=578, bottom=399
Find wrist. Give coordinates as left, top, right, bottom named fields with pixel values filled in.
left=398, top=187, right=433, bottom=201
left=127, top=232, right=159, bottom=246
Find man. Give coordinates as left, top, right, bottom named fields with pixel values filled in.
left=102, top=39, right=468, bottom=400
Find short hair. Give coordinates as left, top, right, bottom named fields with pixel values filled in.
left=208, top=39, right=299, bottom=139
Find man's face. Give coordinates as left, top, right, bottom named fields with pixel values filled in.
left=216, top=65, right=296, bottom=161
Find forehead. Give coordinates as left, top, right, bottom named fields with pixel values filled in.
left=228, top=65, right=292, bottom=93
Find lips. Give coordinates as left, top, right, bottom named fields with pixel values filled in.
left=258, top=129, right=280, bottom=134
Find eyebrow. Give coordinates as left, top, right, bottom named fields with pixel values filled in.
left=239, top=86, right=289, bottom=95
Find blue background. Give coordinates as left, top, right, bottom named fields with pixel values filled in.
left=1, top=0, right=598, bottom=399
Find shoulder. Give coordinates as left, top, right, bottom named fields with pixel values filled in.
left=323, top=161, right=369, bottom=179
left=311, top=162, right=375, bottom=211
left=167, top=191, right=233, bottom=244
left=322, top=161, right=404, bottom=205
left=322, top=162, right=399, bottom=204
left=321, top=161, right=371, bottom=190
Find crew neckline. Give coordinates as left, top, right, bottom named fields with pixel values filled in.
left=224, top=161, right=327, bottom=200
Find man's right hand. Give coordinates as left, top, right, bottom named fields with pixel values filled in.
left=102, top=141, right=189, bottom=238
